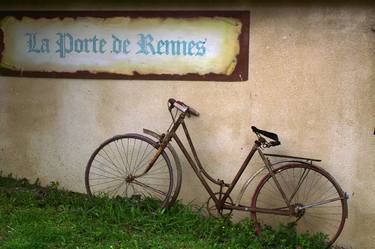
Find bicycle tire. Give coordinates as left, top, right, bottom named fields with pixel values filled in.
left=85, top=133, right=174, bottom=208
left=251, top=163, right=346, bottom=246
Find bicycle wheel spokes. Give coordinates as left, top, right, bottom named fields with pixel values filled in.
left=85, top=134, right=173, bottom=208
left=251, top=164, right=346, bottom=246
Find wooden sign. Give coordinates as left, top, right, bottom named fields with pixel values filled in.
left=0, top=11, right=249, bottom=81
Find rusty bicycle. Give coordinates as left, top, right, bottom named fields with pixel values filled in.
left=85, top=98, right=348, bottom=246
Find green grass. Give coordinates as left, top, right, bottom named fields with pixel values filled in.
left=0, top=175, right=329, bottom=249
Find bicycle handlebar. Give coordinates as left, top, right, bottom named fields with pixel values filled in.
left=168, top=98, right=200, bottom=117
left=167, top=99, right=278, bottom=147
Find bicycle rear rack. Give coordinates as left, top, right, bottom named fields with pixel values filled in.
left=264, top=153, right=321, bottom=164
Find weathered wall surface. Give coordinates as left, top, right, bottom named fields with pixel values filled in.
left=0, top=3, right=374, bottom=248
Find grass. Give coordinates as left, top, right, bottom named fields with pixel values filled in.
left=0, top=175, right=330, bottom=249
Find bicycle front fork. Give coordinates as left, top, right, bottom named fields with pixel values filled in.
left=131, top=133, right=171, bottom=179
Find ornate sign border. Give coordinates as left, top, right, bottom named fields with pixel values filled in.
left=0, top=11, right=249, bottom=81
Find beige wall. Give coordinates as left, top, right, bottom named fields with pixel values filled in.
left=0, top=3, right=374, bottom=248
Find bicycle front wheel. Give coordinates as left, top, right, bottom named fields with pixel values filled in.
left=85, top=133, right=174, bottom=208
left=251, top=163, right=346, bottom=246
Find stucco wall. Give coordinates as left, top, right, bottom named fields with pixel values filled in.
left=0, top=3, right=374, bottom=248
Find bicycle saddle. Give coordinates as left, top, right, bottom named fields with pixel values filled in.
left=251, top=126, right=279, bottom=142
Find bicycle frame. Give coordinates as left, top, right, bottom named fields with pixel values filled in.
left=85, top=99, right=349, bottom=247
left=136, top=112, right=292, bottom=216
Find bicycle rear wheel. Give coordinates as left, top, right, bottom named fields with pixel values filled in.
left=251, top=163, right=346, bottom=246
left=85, top=133, right=174, bottom=208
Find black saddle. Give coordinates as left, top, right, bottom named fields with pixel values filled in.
left=251, top=126, right=279, bottom=142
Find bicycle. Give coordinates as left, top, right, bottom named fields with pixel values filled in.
left=85, top=98, right=349, bottom=246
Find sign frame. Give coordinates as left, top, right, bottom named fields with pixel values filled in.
left=0, top=10, right=249, bottom=81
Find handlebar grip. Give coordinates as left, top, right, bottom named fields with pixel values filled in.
left=188, top=107, right=200, bottom=117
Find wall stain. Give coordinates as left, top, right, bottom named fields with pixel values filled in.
left=0, top=78, right=60, bottom=182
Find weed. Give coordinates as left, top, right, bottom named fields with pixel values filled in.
left=0, top=176, right=335, bottom=249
